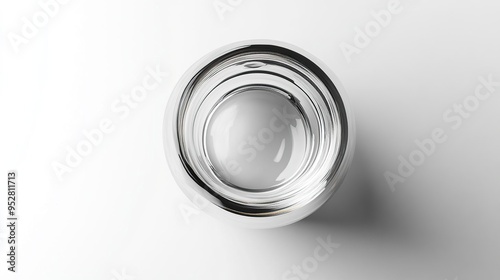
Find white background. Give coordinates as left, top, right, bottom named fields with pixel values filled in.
left=1, top=0, right=500, bottom=279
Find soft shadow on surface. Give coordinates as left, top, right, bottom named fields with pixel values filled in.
left=302, top=141, right=380, bottom=227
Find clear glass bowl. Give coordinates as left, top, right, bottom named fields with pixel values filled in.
left=164, top=40, right=355, bottom=228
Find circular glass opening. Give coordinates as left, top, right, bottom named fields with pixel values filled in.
left=164, top=41, right=354, bottom=227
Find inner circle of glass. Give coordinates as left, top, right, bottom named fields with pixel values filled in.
left=204, top=86, right=308, bottom=191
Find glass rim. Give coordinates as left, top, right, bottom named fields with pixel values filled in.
left=164, top=40, right=355, bottom=228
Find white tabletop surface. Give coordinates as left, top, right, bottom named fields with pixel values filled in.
left=1, top=0, right=500, bottom=279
